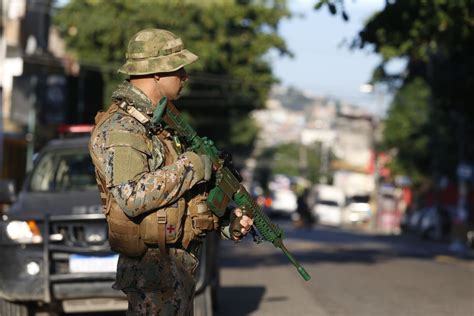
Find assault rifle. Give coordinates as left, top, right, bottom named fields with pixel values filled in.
left=153, top=98, right=311, bottom=281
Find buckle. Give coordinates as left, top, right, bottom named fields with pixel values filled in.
left=157, top=212, right=167, bottom=224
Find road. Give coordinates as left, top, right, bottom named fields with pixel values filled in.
left=215, top=220, right=474, bottom=316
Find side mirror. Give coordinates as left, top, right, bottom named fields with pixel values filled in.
left=0, top=179, right=16, bottom=205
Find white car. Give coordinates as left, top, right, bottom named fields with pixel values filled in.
left=311, top=185, right=345, bottom=226
left=313, top=200, right=344, bottom=226
left=344, top=202, right=371, bottom=224
left=269, top=189, right=297, bottom=217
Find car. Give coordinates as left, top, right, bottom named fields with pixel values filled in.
left=267, top=175, right=297, bottom=218
left=405, top=208, right=428, bottom=233
left=311, top=185, right=345, bottom=227
left=344, top=195, right=371, bottom=224
left=419, top=206, right=452, bottom=241
left=467, top=226, right=474, bottom=249
left=268, top=188, right=298, bottom=217
left=0, top=134, right=219, bottom=315
left=401, top=206, right=451, bottom=240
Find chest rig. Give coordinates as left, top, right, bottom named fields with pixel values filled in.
left=89, top=101, right=219, bottom=258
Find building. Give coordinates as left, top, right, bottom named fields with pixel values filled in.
left=253, top=86, right=378, bottom=196
left=1, top=0, right=103, bottom=186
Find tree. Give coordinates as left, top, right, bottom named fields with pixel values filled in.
left=54, top=0, right=291, bottom=151
left=316, top=0, right=474, bottom=183
left=255, top=142, right=323, bottom=188
left=382, top=78, right=431, bottom=185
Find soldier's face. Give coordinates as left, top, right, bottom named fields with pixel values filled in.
left=156, top=68, right=188, bottom=100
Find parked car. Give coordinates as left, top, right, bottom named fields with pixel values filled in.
left=405, top=208, right=428, bottom=233
left=267, top=174, right=297, bottom=218
left=0, top=134, right=219, bottom=315
left=344, top=195, right=371, bottom=224
left=419, top=207, right=451, bottom=241
left=311, top=185, right=345, bottom=227
left=467, top=225, right=474, bottom=249
left=268, top=188, right=298, bottom=218
left=402, top=206, right=452, bottom=241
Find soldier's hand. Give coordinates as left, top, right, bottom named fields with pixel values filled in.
left=180, top=152, right=212, bottom=183
left=231, top=208, right=254, bottom=241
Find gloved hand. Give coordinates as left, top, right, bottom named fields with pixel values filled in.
left=229, top=208, right=254, bottom=241
left=180, top=151, right=213, bottom=182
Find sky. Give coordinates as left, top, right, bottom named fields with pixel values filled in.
left=271, top=0, right=392, bottom=115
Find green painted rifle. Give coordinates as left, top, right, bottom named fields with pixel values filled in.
left=153, top=98, right=311, bottom=281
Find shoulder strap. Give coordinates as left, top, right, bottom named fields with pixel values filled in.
left=116, top=101, right=150, bottom=125
left=116, top=100, right=163, bottom=137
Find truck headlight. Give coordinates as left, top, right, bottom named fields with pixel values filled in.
left=6, top=220, right=43, bottom=243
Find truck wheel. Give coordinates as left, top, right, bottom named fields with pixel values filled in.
left=0, top=299, right=31, bottom=316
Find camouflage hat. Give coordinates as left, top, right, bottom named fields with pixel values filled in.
left=118, top=28, right=198, bottom=75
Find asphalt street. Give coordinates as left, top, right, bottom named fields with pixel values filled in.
left=215, top=220, right=474, bottom=316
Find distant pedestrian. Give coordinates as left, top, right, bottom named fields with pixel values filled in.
left=294, top=188, right=314, bottom=228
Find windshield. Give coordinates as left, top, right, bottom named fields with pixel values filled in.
left=349, top=195, right=370, bottom=203
left=29, top=148, right=96, bottom=192
left=317, top=200, right=339, bottom=207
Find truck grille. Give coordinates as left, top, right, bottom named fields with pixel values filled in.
left=49, top=214, right=109, bottom=247
left=46, top=214, right=113, bottom=275
left=51, top=223, right=108, bottom=246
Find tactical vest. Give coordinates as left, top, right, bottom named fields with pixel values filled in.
left=89, top=102, right=219, bottom=257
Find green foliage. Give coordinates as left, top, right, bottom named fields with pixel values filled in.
left=53, top=0, right=291, bottom=148
left=355, top=1, right=474, bottom=63
left=316, top=0, right=474, bottom=184
left=230, top=116, right=260, bottom=146
left=314, top=0, right=348, bottom=21
left=382, top=78, right=431, bottom=185
left=256, top=142, right=322, bottom=185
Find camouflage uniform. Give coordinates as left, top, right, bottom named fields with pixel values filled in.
left=89, top=29, right=230, bottom=316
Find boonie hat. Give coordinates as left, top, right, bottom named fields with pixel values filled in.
left=118, top=28, right=198, bottom=75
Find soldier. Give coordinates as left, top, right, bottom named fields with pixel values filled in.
left=89, top=28, right=254, bottom=315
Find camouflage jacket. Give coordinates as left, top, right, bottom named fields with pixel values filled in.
left=90, top=80, right=230, bottom=247
left=90, top=81, right=206, bottom=218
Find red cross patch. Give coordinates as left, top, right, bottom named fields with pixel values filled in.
left=166, top=224, right=176, bottom=238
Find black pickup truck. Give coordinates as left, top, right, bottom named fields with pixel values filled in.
left=0, top=135, right=218, bottom=315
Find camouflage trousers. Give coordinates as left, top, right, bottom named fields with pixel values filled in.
left=115, top=248, right=199, bottom=316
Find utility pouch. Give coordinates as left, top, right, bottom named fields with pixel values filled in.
left=139, top=197, right=186, bottom=245
left=106, top=197, right=147, bottom=257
